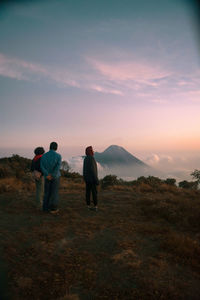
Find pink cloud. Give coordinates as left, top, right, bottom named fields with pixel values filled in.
left=0, top=53, right=47, bottom=78
left=0, top=53, right=124, bottom=95
left=0, top=53, right=27, bottom=80
left=0, top=53, right=122, bottom=95
left=88, top=58, right=170, bottom=83
left=91, top=85, right=123, bottom=95
left=0, top=53, right=79, bottom=87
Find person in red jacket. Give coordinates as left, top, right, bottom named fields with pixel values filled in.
left=31, top=147, right=45, bottom=208
left=83, top=146, right=99, bottom=211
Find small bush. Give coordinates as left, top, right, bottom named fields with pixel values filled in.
left=164, top=178, right=176, bottom=186
left=15, top=170, right=25, bottom=179
left=101, top=175, right=119, bottom=189
left=61, top=160, right=70, bottom=172
left=61, top=170, right=82, bottom=179
left=0, top=166, right=10, bottom=178
left=179, top=180, right=198, bottom=190
left=191, top=169, right=200, bottom=184
left=138, top=183, right=154, bottom=193
left=135, top=176, right=163, bottom=190
left=0, top=155, right=32, bottom=179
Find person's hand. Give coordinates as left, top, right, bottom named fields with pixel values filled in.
left=46, top=174, right=52, bottom=180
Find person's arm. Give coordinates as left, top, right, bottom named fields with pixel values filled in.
left=35, top=158, right=42, bottom=172
left=83, top=158, right=87, bottom=182
left=91, top=157, right=99, bottom=185
left=40, top=156, right=49, bottom=177
left=51, top=154, right=62, bottom=178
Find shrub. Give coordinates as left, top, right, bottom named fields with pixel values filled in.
left=164, top=178, right=176, bottom=186
left=130, top=180, right=138, bottom=186
left=61, top=170, right=83, bottom=179
left=15, top=169, right=25, bottom=179
left=138, top=183, right=154, bottom=193
left=191, top=169, right=200, bottom=184
left=0, top=166, right=10, bottom=178
left=136, top=176, right=163, bottom=188
left=179, top=180, right=198, bottom=190
left=61, top=160, right=70, bottom=172
left=0, top=155, right=32, bottom=178
left=101, top=175, right=119, bottom=189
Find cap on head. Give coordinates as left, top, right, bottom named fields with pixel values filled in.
left=85, top=146, right=94, bottom=156
left=50, top=142, right=58, bottom=151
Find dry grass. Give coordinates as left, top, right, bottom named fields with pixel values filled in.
left=0, top=181, right=200, bottom=299
left=137, top=182, right=154, bottom=193
left=60, top=178, right=85, bottom=193
left=0, top=177, right=35, bottom=193
left=161, top=232, right=200, bottom=267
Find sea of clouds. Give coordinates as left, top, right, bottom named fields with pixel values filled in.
left=0, top=147, right=199, bottom=183
left=66, top=153, right=200, bottom=183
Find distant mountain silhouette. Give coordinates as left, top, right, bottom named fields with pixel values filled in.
left=94, top=145, right=148, bottom=167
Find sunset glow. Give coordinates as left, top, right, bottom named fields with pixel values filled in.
left=0, top=0, right=200, bottom=178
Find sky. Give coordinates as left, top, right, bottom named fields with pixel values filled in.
left=0, top=0, right=200, bottom=176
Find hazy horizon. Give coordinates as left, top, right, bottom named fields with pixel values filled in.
left=0, top=145, right=199, bottom=182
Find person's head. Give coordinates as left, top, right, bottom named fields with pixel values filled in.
left=50, top=142, right=58, bottom=151
left=85, top=146, right=94, bottom=156
left=34, top=147, right=45, bottom=156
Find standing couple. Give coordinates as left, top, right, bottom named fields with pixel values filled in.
left=31, top=142, right=61, bottom=213
left=31, top=143, right=99, bottom=213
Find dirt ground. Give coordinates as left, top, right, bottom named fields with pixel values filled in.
left=0, top=184, right=200, bottom=300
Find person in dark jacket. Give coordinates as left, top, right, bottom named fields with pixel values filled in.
left=31, top=147, right=45, bottom=207
left=83, top=146, right=99, bottom=211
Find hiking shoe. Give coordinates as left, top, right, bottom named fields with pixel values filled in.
left=87, top=206, right=92, bottom=210
left=50, top=209, right=59, bottom=214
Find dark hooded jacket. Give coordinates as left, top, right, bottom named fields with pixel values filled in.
left=83, top=146, right=99, bottom=184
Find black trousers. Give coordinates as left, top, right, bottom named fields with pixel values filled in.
left=85, top=183, right=98, bottom=206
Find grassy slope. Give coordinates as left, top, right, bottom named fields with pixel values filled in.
left=0, top=179, right=200, bottom=300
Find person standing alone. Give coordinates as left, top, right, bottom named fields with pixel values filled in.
left=40, top=142, right=62, bottom=213
left=83, top=146, right=99, bottom=211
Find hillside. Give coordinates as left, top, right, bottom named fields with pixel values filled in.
left=0, top=155, right=31, bottom=179
left=0, top=177, right=200, bottom=299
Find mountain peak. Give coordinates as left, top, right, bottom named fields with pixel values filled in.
left=104, top=145, right=126, bottom=153
left=95, top=145, right=147, bottom=167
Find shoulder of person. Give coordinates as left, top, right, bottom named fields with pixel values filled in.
left=56, top=152, right=62, bottom=159
left=41, top=152, right=47, bottom=159
left=87, top=156, right=94, bottom=162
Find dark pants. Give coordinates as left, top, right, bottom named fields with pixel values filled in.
left=43, top=177, right=60, bottom=211
left=86, top=183, right=98, bottom=206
